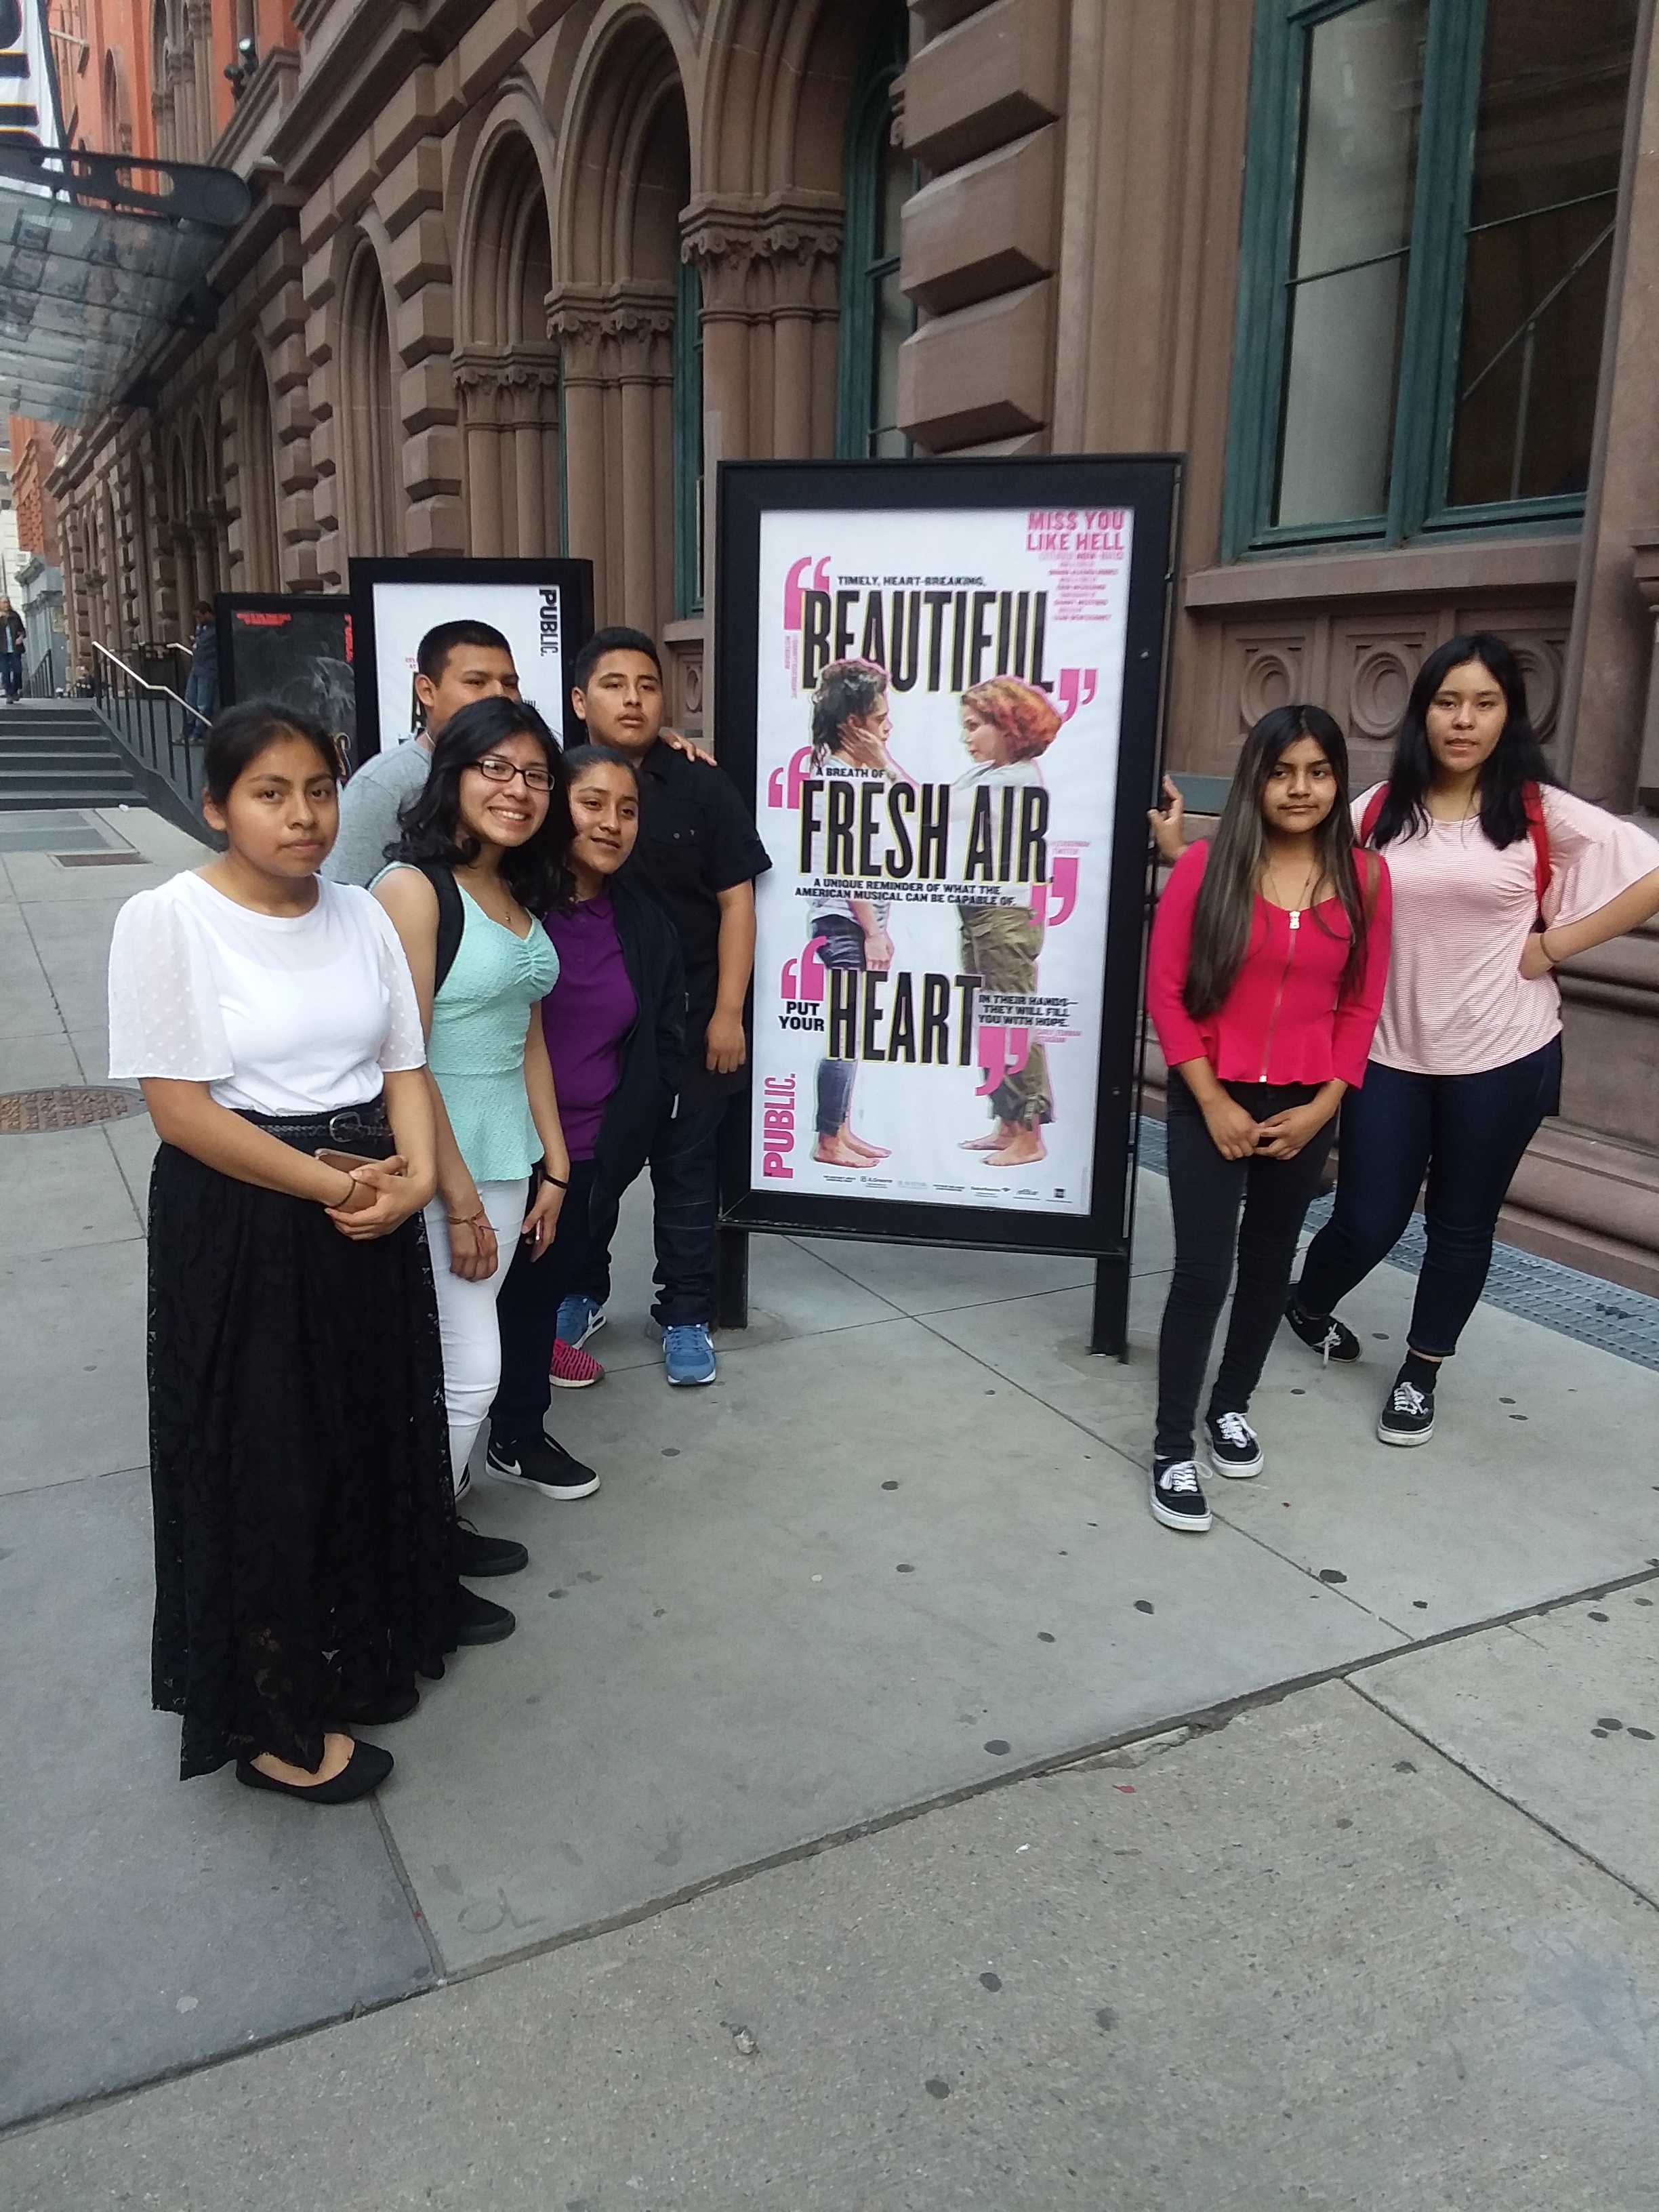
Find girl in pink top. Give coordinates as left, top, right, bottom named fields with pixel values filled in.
left=1284, top=633, right=1659, bottom=1445
left=1144, top=705, right=1389, bottom=1533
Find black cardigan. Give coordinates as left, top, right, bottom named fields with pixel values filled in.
left=586, top=874, right=687, bottom=1216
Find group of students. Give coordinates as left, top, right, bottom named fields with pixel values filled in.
left=1143, top=632, right=1659, bottom=1534
left=108, top=620, right=769, bottom=1801
left=108, top=617, right=1659, bottom=1797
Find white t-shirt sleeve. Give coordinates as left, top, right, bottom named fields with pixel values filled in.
left=106, top=880, right=233, bottom=1083
left=358, top=890, right=427, bottom=1073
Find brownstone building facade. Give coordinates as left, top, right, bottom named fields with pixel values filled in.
left=44, top=0, right=1659, bottom=1291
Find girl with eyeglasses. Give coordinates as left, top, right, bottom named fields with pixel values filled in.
left=375, top=699, right=579, bottom=1609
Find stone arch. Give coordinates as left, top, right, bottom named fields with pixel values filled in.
left=337, top=235, right=402, bottom=558
left=454, top=112, right=562, bottom=556
left=239, top=346, right=282, bottom=592
left=550, top=9, right=691, bottom=631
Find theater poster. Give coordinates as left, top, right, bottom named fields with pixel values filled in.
left=716, top=457, right=1179, bottom=1273
left=348, top=557, right=595, bottom=757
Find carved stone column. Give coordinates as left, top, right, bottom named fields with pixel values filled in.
left=548, top=285, right=674, bottom=631
left=681, top=192, right=842, bottom=462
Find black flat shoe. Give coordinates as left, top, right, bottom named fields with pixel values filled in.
left=455, top=1582, right=516, bottom=1644
left=331, top=1685, right=420, bottom=1727
left=457, top=1521, right=529, bottom=1578
left=235, top=1740, right=393, bottom=1804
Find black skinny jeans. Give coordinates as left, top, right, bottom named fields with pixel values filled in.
left=489, top=1158, right=598, bottom=1446
left=1294, top=1035, right=1561, bottom=1359
left=1155, top=1071, right=1336, bottom=1462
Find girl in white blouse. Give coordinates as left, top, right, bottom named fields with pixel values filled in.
left=108, top=703, right=459, bottom=1804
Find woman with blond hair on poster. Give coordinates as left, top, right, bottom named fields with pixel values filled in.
left=955, top=676, right=1063, bottom=1168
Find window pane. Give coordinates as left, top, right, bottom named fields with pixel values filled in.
left=1273, top=0, right=1427, bottom=529
left=1447, top=1, right=1636, bottom=507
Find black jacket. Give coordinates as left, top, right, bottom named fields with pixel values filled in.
left=588, top=874, right=686, bottom=1215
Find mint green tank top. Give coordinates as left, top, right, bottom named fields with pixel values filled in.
left=408, top=877, right=558, bottom=1183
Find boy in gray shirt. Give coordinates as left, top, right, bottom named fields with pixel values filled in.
left=323, top=619, right=521, bottom=886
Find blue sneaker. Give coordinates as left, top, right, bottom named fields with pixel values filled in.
left=662, top=1322, right=716, bottom=1387
left=555, top=1294, right=607, bottom=1351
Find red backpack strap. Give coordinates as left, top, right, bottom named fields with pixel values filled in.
left=1522, top=781, right=1551, bottom=909
left=1358, top=786, right=1385, bottom=845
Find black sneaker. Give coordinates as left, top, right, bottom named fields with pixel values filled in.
left=1205, top=1410, right=1264, bottom=1479
left=1284, top=1298, right=1361, bottom=1364
left=485, top=1431, right=601, bottom=1501
left=455, top=1583, right=516, bottom=1643
left=456, top=1521, right=529, bottom=1578
left=1377, top=1377, right=1435, bottom=1447
left=1149, top=1456, right=1212, bottom=1533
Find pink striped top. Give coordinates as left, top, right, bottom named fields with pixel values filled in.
left=1355, top=784, right=1659, bottom=1076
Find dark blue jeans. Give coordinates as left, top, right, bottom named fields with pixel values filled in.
left=1295, top=1036, right=1561, bottom=1359
left=574, top=1097, right=729, bottom=1330
left=489, top=1159, right=598, bottom=1445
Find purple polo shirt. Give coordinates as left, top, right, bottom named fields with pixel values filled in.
left=541, top=890, right=638, bottom=1162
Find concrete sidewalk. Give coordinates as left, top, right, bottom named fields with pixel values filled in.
left=3, top=805, right=1657, bottom=2205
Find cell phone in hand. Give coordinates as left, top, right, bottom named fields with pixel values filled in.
left=314, top=1148, right=379, bottom=1173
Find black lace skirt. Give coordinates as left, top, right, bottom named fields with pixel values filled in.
left=146, top=1111, right=458, bottom=1779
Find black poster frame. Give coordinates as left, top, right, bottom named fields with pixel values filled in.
left=214, top=592, right=356, bottom=742
left=347, top=556, right=596, bottom=758
left=713, top=455, right=1182, bottom=1345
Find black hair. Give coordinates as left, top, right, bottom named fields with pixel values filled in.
left=194, top=600, right=214, bottom=620
left=562, top=743, right=640, bottom=785
left=811, top=657, right=887, bottom=760
left=571, top=625, right=662, bottom=692
left=1184, top=703, right=1372, bottom=1019
left=392, top=696, right=571, bottom=913
left=202, top=699, right=340, bottom=808
left=1368, top=632, right=1558, bottom=853
left=415, top=619, right=514, bottom=682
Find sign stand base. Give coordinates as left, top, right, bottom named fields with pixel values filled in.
left=1090, top=1254, right=1130, bottom=1361
left=715, top=1224, right=750, bottom=1332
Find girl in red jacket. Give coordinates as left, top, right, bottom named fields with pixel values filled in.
left=1143, top=705, right=1391, bottom=1533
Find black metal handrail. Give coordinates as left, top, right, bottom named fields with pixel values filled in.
left=91, top=641, right=210, bottom=810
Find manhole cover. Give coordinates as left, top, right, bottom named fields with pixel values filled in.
left=0, top=1086, right=146, bottom=1132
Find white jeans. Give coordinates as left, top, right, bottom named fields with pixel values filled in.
left=424, top=1178, right=527, bottom=1493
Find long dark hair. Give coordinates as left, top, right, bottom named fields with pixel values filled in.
left=1184, top=703, right=1370, bottom=1019
left=392, top=697, right=571, bottom=913
left=203, top=699, right=340, bottom=806
left=1368, top=632, right=1558, bottom=853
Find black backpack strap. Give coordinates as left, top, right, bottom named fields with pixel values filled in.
left=416, top=863, right=465, bottom=995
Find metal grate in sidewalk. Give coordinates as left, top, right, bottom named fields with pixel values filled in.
left=1134, top=1115, right=1659, bottom=1374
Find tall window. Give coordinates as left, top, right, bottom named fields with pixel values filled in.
left=1225, top=0, right=1637, bottom=554
left=836, top=5, right=913, bottom=459
left=673, top=254, right=703, bottom=615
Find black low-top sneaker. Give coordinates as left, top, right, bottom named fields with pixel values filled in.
left=1150, top=1456, right=1212, bottom=1532
left=1206, top=1410, right=1264, bottom=1479
left=1284, top=1298, right=1361, bottom=1364
left=1376, top=1378, right=1435, bottom=1446
left=455, top=1584, right=516, bottom=1644
left=455, top=1521, right=529, bottom=1578
left=485, top=1431, right=601, bottom=1500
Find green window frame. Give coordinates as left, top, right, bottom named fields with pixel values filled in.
left=1223, top=0, right=1634, bottom=558
left=673, top=253, right=704, bottom=616
left=836, top=4, right=914, bottom=460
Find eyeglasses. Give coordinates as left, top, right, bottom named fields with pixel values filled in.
left=475, top=755, right=553, bottom=792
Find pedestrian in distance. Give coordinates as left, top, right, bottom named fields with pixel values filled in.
left=182, top=601, right=218, bottom=722
left=373, top=699, right=578, bottom=1616
left=106, top=702, right=461, bottom=1804
left=0, top=596, right=26, bottom=702
left=1143, top=705, right=1391, bottom=1532
left=487, top=745, right=687, bottom=1488
left=557, top=626, right=771, bottom=1389
left=323, top=619, right=523, bottom=889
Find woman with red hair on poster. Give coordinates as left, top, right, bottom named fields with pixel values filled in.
left=955, top=676, right=1064, bottom=1168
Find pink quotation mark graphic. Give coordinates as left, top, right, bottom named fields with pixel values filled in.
left=975, top=1026, right=1032, bottom=1098
left=1057, top=668, right=1098, bottom=723
left=780, top=936, right=828, bottom=1002
left=1029, top=853, right=1080, bottom=930
left=783, top=556, right=830, bottom=628
left=767, top=745, right=815, bottom=810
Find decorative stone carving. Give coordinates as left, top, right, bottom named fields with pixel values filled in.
left=1349, top=642, right=1414, bottom=741
left=1509, top=635, right=1563, bottom=743
left=680, top=192, right=842, bottom=319
left=1237, top=640, right=1301, bottom=729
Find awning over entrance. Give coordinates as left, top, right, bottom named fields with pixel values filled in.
left=0, top=150, right=251, bottom=427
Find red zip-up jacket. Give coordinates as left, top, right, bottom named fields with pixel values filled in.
left=1146, top=842, right=1392, bottom=1089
